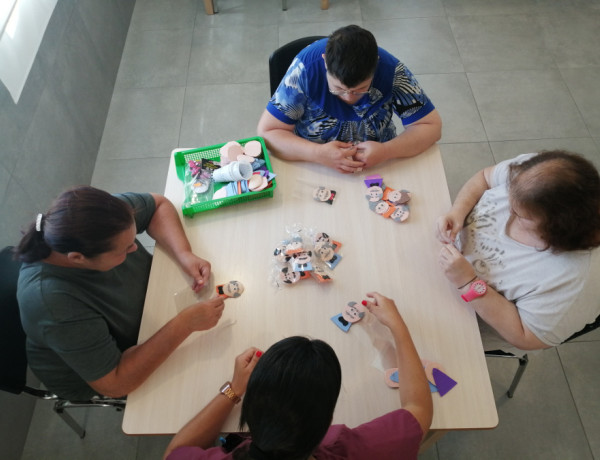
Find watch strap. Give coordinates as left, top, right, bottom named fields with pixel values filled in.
left=220, top=381, right=241, bottom=404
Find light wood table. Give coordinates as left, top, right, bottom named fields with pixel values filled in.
left=122, top=144, right=498, bottom=446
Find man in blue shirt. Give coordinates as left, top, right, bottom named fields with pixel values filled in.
left=257, top=25, right=442, bottom=174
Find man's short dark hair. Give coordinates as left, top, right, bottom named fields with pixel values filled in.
left=325, top=25, right=379, bottom=87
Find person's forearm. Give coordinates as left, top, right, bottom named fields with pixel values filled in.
left=464, top=285, right=549, bottom=350
left=388, top=318, right=433, bottom=431
left=448, top=169, right=489, bottom=222
left=89, top=313, right=192, bottom=397
left=163, top=392, right=236, bottom=458
left=147, top=194, right=194, bottom=264
left=260, top=128, right=322, bottom=163
left=384, top=113, right=441, bottom=160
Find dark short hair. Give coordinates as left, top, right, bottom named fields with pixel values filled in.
left=325, top=25, right=378, bottom=87
left=15, top=186, right=134, bottom=263
left=239, top=337, right=342, bottom=460
left=508, top=150, right=600, bottom=252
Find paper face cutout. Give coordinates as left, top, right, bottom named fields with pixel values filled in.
left=365, top=186, right=384, bottom=202
left=341, top=301, right=366, bottom=323
left=292, top=251, right=313, bottom=272
left=331, top=313, right=352, bottom=332
left=216, top=280, right=244, bottom=298
left=273, top=229, right=342, bottom=287
left=332, top=301, right=366, bottom=332
left=364, top=174, right=383, bottom=188
left=311, top=265, right=332, bottom=282
left=279, top=267, right=308, bottom=284
left=364, top=177, right=411, bottom=223
left=313, top=186, right=336, bottom=204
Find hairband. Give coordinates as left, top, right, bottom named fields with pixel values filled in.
left=35, top=213, right=44, bottom=232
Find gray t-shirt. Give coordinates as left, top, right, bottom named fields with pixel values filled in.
left=458, top=154, right=600, bottom=355
left=18, top=193, right=155, bottom=400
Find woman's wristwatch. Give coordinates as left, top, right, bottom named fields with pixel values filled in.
left=219, top=381, right=241, bottom=404
left=460, top=279, right=488, bottom=302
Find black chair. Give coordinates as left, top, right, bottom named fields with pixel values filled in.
left=268, top=36, right=326, bottom=96
left=0, top=246, right=125, bottom=438
left=486, top=313, right=600, bottom=398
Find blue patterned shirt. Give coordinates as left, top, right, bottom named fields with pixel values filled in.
left=266, top=38, right=435, bottom=144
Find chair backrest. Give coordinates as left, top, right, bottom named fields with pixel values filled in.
left=0, top=246, right=27, bottom=394
left=268, top=36, right=326, bottom=96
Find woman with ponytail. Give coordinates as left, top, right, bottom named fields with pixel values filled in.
left=16, top=186, right=224, bottom=401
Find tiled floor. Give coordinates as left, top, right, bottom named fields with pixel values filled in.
left=21, top=0, right=600, bottom=458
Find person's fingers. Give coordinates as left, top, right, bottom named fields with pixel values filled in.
left=443, top=243, right=460, bottom=256
left=240, top=347, right=257, bottom=363
left=343, top=157, right=365, bottom=168
left=338, top=165, right=354, bottom=173
left=365, top=292, right=382, bottom=306
left=450, top=228, right=460, bottom=242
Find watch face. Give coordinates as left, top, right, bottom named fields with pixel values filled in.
left=473, top=281, right=486, bottom=295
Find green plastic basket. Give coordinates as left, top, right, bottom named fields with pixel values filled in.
left=174, top=136, right=277, bottom=217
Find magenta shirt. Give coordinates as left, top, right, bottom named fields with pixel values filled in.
left=167, top=409, right=423, bottom=460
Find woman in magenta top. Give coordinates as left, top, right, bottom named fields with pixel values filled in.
left=163, top=292, right=432, bottom=460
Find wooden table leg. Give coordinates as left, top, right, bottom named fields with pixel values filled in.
left=321, top=0, right=329, bottom=9
left=203, top=0, right=215, bottom=15
left=419, top=430, right=448, bottom=453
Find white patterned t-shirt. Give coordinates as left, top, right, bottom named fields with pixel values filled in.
left=458, top=153, right=600, bottom=354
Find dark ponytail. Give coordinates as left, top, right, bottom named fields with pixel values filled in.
left=15, top=186, right=134, bottom=263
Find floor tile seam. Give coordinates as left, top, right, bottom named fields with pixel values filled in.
left=113, top=26, right=195, bottom=92
left=438, top=141, right=493, bottom=161
left=555, top=343, right=596, bottom=459
left=182, top=81, right=269, bottom=89
left=186, top=76, right=270, bottom=86
left=114, top=81, right=189, bottom=91
left=442, top=11, right=496, bottom=149
left=439, top=136, right=597, bottom=145
left=179, top=3, right=200, bottom=145
left=446, top=10, right=599, bottom=73
left=95, top=155, right=173, bottom=163
left=445, top=11, right=548, bottom=22
left=490, top=135, right=596, bottom=142
left=109, top=85, right=189, bottom=99
left=128, top=0, right=202, bottom=35
left=462, top=66, right=593, bottom=144
left=414, top=70, right=466, bottom=78
left=555, top=64, right=600, bottom=70
left=439, top=3, right=568, bottom=18
left=567, top=337, right=600, bottom=343
left=0, top=175, right=18, bottom=210
left=556, top=67, right=597, bottom=140
left=461, top=71, right=491, bottom=148
left=127, top=24, right=197, bottom=33
left=0, top=154, right=19, bottom=177
left=483, top=134, right=596, bottom=144
left=361, top=14, right=448, bottom=22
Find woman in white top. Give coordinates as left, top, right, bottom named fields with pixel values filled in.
left=436, top=150, right=600, bottom=356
